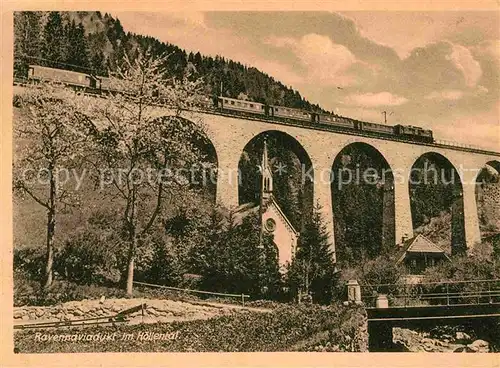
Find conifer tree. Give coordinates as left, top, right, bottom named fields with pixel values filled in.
left=261, top=233, right=283, bottom=299
left=65, top=21, right=90, bottom=70
left=288, top=201, right=337, bottom=304
left=41, top=12, right=65, bottom=66
left=13, top=11, right=42, bottom=75
left=90, top=50, right=107, bottom=76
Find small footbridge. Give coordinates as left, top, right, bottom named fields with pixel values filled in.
left=346, top=279, right=500, bottom=351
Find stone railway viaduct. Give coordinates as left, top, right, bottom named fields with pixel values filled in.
left=148, top=107, right=500, bottom=262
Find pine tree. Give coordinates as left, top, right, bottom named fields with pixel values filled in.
left=41, top=12, right=65, bottom=66
left=261, top=233, right=283, bottom=299
left=13, top=11, right=43, bottom=76
left=288, top=201, right=337, bottom=304
left=65, top=21, right=90, bottom=70
left=90, top=50, right=106, bottom=75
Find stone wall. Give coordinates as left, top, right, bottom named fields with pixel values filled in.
left=477, top=182, right=500, bottom=230
left=13, top=298, right=234, bottom=325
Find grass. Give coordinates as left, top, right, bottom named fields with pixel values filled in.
left=14, top=271, right=282, bottom=308
left=14, top=304, right=367, bottom=353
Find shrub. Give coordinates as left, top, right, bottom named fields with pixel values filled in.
left=13, top=269, right=39, bottom=306
left=56, top=230, right=122, bottom=285
left=422, top=241, right=500, bottom=305
left=14, top=272, right=128, bottom=307
left=137, top=235, right=184, bottom=287
left=13, top=247, right=46, bottom=280
left=13, top=94, right=23, bottom=108
left=335, top=255, right=406, bottom=305
left=359, top=256, right=406, bottom=286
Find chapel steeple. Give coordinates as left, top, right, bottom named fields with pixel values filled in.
left=261, top=137, right=273, bottom=203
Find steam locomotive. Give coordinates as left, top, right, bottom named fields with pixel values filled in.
left=21, top=64, right=434, bottom=143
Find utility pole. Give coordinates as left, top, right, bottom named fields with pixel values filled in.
left=381, top=111, right=393, bottom=124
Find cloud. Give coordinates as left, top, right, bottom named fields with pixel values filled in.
left=424, top=89, right=464, bottom=101
left=424, top=85, right=488, bottom=102
left=343, top=92, right=408, bottom=107
left=398, top=41, right=481, bottom=97
left=342, top=12, right=443, bottom=59
left=265, top=33, right=358, bottom=86
left=448, top=44, right=482, bottom=87
left=343, top=12, right=500, bottom=59
left=168, top=12, right=206, bottom=28
left=431, top=101, right=500, bottom=151
left=264, top=36, right=295, bottom=48
left=296, top=34, right=356, bottom=72
left=474, top=40, right=500, bottom=65
left=251, top=59, right=305, bottom=86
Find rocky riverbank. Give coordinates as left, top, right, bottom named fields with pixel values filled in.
left=393, top=327, right=492, bottom=352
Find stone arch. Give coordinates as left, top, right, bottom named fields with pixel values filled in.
left=155, top=115, right=219, bottom=202
left=237, top=130, right=314, bottom=232
left=475, top=160, right=500, bottom=240
left=484, top=160, right=500, bottom=174
left=330, top=142, right=395, bottom=265
left=408, top=151, right=466, bottom=255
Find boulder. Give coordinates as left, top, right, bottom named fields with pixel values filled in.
left=468, top=340, right=489, bottom=353
left=436, top=340, right=449, bottom=347
left=455, top=331, right=471, bottom=342
left=13, top=309, right=26, bottom=319
left=147, top=308, right=159, bottom=316
left=78, top=305, right=90, bottom=314
left=420, top=337, right=434, bottom=344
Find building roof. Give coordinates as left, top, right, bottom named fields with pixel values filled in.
left=231, top=195, right=299, bottom=236
left=231, top=202, right=260, bottom=226
left=396, top=234, right=450, bottom=264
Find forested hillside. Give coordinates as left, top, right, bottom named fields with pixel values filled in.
left=13, top=11, right=324, bottom=111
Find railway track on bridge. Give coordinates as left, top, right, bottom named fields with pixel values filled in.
left=13, top=82, right=500, bottom=157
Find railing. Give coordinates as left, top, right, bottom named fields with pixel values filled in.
left=355, top=279, right=500, bottom=308
left=188, top=106, right=500, bottom=156
left=434, top=139, right=493, bottom=152
left=133, top=281, right=250, bottom=306
left=13, top=80, right=500, bottom=156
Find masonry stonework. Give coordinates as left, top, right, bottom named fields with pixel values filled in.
left=176, top=109, right=500, bottom=256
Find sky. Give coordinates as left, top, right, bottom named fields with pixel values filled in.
left=113, top=11, right=499, bottom=150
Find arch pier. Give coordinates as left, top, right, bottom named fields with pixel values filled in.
left=173, top=109, right=500, bottom=260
